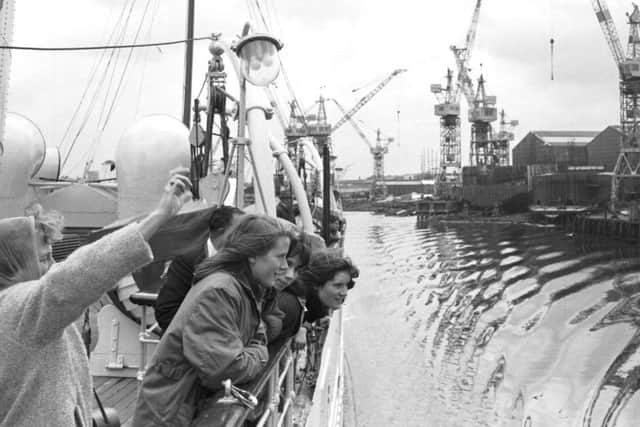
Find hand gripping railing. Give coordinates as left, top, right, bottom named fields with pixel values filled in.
left=193, top=338, right=297, bottom=427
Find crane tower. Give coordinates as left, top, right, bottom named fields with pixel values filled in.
left=592, top=1, right=640, bottom=210
left=431, top=69, right=461, bottom=196
left=328, top=98, right=393, bottom=198
left=469, top=74, right=498, bottom=166
left=430, top=0, right=482, bottom=198
left=495, top=109, right=518, bottom=166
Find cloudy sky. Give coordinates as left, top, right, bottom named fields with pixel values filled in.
left=5, top=0, right=629, bottom=179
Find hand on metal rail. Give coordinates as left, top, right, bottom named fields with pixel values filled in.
left=218, top=379, right=258, bottom=409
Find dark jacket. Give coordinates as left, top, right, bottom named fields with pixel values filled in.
left=154, top=248, right=206, bottom=331
left=261, top=287, right=286, bottom=341
left=132, top=271, right=268, bottom=427
left=275, top=286, right=305, bottom=340
left=304, top=290, right=329, bottom=324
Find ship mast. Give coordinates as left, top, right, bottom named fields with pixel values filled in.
left=182, top=0, right=195, bottom=127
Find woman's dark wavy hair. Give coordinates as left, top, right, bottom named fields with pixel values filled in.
left=287, top=232, right=313, bottom=269
left=296, top=249, right=359, bottom=292
left=194, top=214, right=293, bottom=283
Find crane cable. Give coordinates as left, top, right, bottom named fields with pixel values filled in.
left=549, top=0, right=555, bottom=81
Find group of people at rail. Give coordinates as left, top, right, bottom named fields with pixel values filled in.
left=0, top=168, right=359, bottom=427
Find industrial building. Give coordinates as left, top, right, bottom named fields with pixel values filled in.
left=586, top=125, right=627, bottom=171
left=512, top=130, right=599, bottom=167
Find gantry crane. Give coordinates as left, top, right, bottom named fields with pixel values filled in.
left=468, top=73, right=498, bottom=166
left=431, top=69, right=462, bottom=195
left=495, top=109, right=518, bottom=165
left=591, top=0, right=640, bottom=211
left=431, top=0, right=482, bottom=198
left=329, top=98, right=394, bottom=198
left=451, top=0, right=514, bottom=168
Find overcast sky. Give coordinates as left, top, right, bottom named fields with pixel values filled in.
left=6, top=0, right=630, bottom=179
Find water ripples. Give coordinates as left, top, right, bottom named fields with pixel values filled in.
left=343, top=212, right=640, bottom=427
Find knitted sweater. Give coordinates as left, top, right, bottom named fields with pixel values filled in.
left=0, top=224, right=153, bottom=427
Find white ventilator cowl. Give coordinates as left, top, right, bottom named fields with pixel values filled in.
left=116, top=115, right=189, bottom=219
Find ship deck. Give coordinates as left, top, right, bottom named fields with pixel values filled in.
left=93, top=376, right=139, bottom=427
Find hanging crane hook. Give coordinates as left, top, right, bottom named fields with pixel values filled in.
left=550, top=37, right=555, bottom=81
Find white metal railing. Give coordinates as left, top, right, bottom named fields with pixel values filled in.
left=305, top=309, right=344, bottom=427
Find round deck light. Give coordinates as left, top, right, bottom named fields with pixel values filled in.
left=232, top=33, right=283, bottom=86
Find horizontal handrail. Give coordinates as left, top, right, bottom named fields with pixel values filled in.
left=194, top=337, right=294, bottom=426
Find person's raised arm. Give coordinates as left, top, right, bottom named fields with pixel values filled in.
left=11, top=169, right=192, bottom=346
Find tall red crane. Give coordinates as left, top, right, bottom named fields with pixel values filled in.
left=591, top=0, right=640, bottom=211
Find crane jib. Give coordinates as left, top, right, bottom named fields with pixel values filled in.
left=596, top=10, right=612, bottom=23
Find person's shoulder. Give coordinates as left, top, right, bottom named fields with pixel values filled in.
left=0, top=279, right=38, bottom=306
left=195, top=271, right=242, bottom=296
left=277, top=289, right=300, bottom=306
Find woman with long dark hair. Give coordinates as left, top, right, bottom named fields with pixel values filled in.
left=133, top=214, right=293, bottom=427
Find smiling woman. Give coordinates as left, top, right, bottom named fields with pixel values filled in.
left=132, top=214, right=295, bottom=427
left=297, top=249, right=359, bottom=323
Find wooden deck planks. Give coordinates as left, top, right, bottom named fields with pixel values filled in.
left=93, top=376, right=139, bottom=426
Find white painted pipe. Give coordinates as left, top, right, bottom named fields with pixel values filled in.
left=269, top=136, right=313, bottom=233
left=245, top=101, right=276, bottom=216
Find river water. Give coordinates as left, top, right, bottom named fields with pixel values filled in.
left=342, top=211, right=640, bottom=427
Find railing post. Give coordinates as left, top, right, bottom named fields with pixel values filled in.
left=267, top=365, right=279, bottom=427
left=137, top=306, right=147, bottom=381
left=257, top=361, right=279, bottom=427
left=284, top=348, right=294, bottom=427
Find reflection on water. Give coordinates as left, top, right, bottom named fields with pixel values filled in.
left=343, top=212, right=640, bottom=427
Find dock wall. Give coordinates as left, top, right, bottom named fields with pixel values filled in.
left=531, top=172, right=610, bottom=206
left=566, top=215, right=640, bottom=242
left=461, top=182, right=529, bottom=210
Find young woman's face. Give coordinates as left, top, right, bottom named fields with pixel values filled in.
left=274, top=255, right=302, bottom=291
left=249, top=236, right=290, bottom=288
left=317, top=270, right=351, bottom=310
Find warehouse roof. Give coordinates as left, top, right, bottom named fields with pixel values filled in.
left=531, top=130, right=599, bottom=146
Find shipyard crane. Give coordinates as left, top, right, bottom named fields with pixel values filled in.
left=591, top=0, right=640, bottom=211
left=297, top=68, right=406, bottom=215
left=328, top=98, right=394, bottom=198
left=431, top=0, right=482, bottom=199
left=331, top=68, right=407, bottom=133
left=451, top=0, right=482, bottom=106
left=468, top=73, right=498, bottom=166
left=288, top=68, right=405, bottom=162
left=495, top=109, right=519, bottom=165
